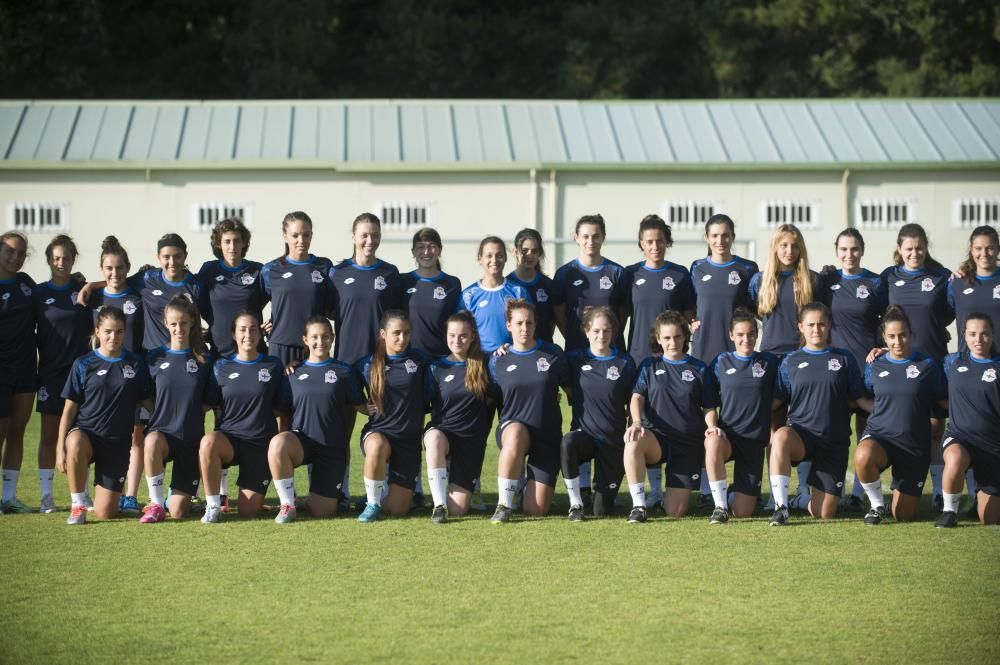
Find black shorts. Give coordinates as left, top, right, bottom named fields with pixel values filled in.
left=860, top=433, right=929, bottom=497
left=219, top=432, right=271, bottom=495
left=151, top=431, right=201, bottom=495
left=721, top=429, right=767, bottom=497
left=36, top=369, right=71, bottom=415
left=496, top=420, right=561, bottom=488
left=71, top=428, right=130, bottom=493
left=560, top=429, right=625, bottom=495
left=295, top=431, right=347, bottom=499
left=790, top=424, right=848, bottom=497
left=361, top=428, right=421, bottom=491
left=661, top=433, right=705, bottom=490
left=942, top=433, right=1000, bottom=496
left=0, top=363, right=37, bottom=418
left=427, top=426, right=487, bottom=493
left=269, top=342, right=304, bottom=369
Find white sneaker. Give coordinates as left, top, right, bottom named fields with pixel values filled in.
left=201, top=505, right=222, bottom=523
left=39, top=495, right=57, bottom=514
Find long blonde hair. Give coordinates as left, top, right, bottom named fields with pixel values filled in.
left=757, top=224, right=813, bottom=317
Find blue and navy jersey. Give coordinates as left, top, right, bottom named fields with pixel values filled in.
left=401, top=270, right=462, bottom=358
left=197, top=259, right=267, bottom=357
left=689, top=256, right=759, bottom=364
left=710, top=351, right=781, bottom=442
left=506, top=271, right=556, bottom=344
left=948, top=270, right=1000, bottom=353
left=61, top=350, right=152, bottom=440
left=146, top=347, right=211, bottom=442
left=553, top=259, right=628, bottom=352
left=88, top=288, right=144, bottom=355
left=33, top=281, right=91, bottom=374
left=426, top=357, right=497, bottom=441
left=489, top=342, right=570, bottom=439
left=206, top=354, right=290, bottom=443
left=820, top=269, right=885, bottom=371
left=261, top=255, right=335, bottom=347
left=633, top=354, right=717, bottom=441
left=776, top=347, right=865, bottom=449
left=943, top=352, right=1000, bottom=455
left=567, top=348, right=636, bottom=445
left=289, top=359, right=365, bottom=447
left=0, top=273, right=36, bottom=371
left=459, top=280, right=528, bottom=352
left=748, top=270, right=820, bottom=356
left=864, top=353, right=946, bottom=456
left=331, top=259, right=402, bottom=364
left=625, top=261, right=695, bottom=366
left=358, top=349, right=431, bottom=439
left=134, top=269, right=205, bottom=352
left=879, top=264, right=954, bottom=360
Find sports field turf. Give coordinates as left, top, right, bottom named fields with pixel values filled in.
left=1, top=412, right=998, bottom=665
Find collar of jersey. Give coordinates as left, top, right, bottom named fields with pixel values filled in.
left=410, top=270, right=444, bottom=282
left=439, top=357, right=466, bottom=366
left=661, top=354, right=690, bottom=365
left=43, top=280, right=74, bottom=291
left=706, top=257, right=737, bottom=268
left=387, top=352, right=411, bottom=360
left=510, top=342, right=542, bottom=356
left=304, top=359, right=335, bottom=367
left=101, top=288, right=132, bottom=298
left=219, top=260, right=247, bottom=272
left=230, top=353, right=265, bottom=365
left=161, top=271, right=191, bottom=287
left=800, top=347, right=831, bottom=355
left=837, top=269, right=866, bottom=280
left=286, top=255, right=315, bottom=266
left=778, top=270, right=794, bottom=277
left=587, top=348, right=617, bottom=361
left=350, top=259, right=383, bottom=271
left=95, top=349, right=124, bottom=362
left=477, top=279, right=507, bottom=292
left=885, top=352, right=918, bottom=365
left=507, top=271, right=540, bottom=287
left=162, top=346, right=192, bottom=355
left=574, top=258, right=607, bottom=273
left=639, top=261, right=675, bottom=273
left=733, top=351, right=755, bottom=361
left=975, top=268, right=1000, bottom=281
left=968, top=353, right=997, bottom=364
left=0, top=278, right=15, bottom=285
left=899, top=266, right=926, bottom=276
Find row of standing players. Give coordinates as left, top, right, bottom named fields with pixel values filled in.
left=0, top=211, right=997, bottom=525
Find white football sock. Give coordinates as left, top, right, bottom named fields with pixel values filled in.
left=942, top=492, right=961, bottom=513
left=146, top=473, right=166, bottom=506
left=39, top=469, right=54, bottom=497
left=770, top=474, right=790, bottom=508
left=275, top=477, right=295, bottom=506
left=860, top=479, right=884, bottom=509
left=710, top=479, right=728, bottom=508
left=498, top=476, right=519, bottom=508
left=564, top=475, right=583, bottom=508
left=206, top=494, right=222, bottom=509
left=2, top=469, right=19, bottom=501
left=70, top=492, right=87, bottom=507
left=427, top=467, right=448, bottom=508
left=629, top=482, right=646, bottom=508
left=364, top=477, right=385, bottom=507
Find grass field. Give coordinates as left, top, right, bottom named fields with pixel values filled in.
left=1, top=411, right=998, bottom=665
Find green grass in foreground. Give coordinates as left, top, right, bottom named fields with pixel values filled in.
left=1, top=412, right=998, bottom=665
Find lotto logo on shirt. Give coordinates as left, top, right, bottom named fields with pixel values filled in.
left=920, top=277, right=934, bottom=292
left=856, top=285, right=870, bottom=299
left=258, top=368, right=272, bottom=382
left=906, top=365, right=920, bottom=379
left=325, top=370, right=337, bottom=384
left=297, top=373, right=310, bottom=381
left=599, top=276, right=612, bottom=290
left=828, top=358, right=842, bottom=372
left=215, top=275, right=225, bottom=282
left=152, top=289, right=164, bottom=296
left=662, top=276, right=675, bottom=290
left=536, top=358, right=551, bottom=372
left=374, top=276, right=387, bottom=291
left=727, top=271, right=741, bottom=286
left=606, top=366, right=620, bottom=381
left=444, top=374, right=455, bottom=382
left=44, top=297, right=55, bottom=305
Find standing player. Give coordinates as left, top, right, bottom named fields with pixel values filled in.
left=423, top=311, right=497, bottom=523
left=460, top=237, right=528, bottom=353
left=199, top=312, right=290, bottom=522
left=820, top=228, right=885, bottom=511
left=853, top=306, right=947, bottom=525
left=704, top=309, right=781, bottom=523
left=356, top=311, right=431, bottom=523
left=936, top=313, right=1000, bottom=527
left=401, top=227, right=461, bottom=359
left=488, top=300, right=571, bottom=523
left=56, top=307, right=153, bottom=524
left=139, top=295, right=212, bottom=523
left=768, top=303, right=871, bottom=525
left=268, top=317, right=365, bottom=523
left=0, top=232, right=36, bottom=514
left=33, top=236, right=91, bottom=514
left=623, top=311, right=717, bottom=522
left=196, top=217, right=266, bottom=357
left=561, top=307, right=636, bottom=520
left=507, top=228, right=556, bottom=344
left=878, top=223, right=953, bottom=510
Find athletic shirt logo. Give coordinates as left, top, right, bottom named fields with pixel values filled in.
left=44, top=297, right=55, bottom=305
left=994, top=285, right=1000, bottom=300
left=374, top=276, right=388, bottom=291
left=433, top=286, right=447, bottom=300
left=634, top=278, right=646, bottom=286
left=258, top=368, right=271, bottom=382
left=894, top=280, right=905, bottom=287
left=828, top=358, right=842, bottom=372
left=536, top=288, right=548, bottom=303
left=920, top=277, right=934, bottom=292
left=878, top=370, right=890, bottom=378
left=444, top=374, right=455, bottom=382
left=751, top=362, right=766, bottom=378
left=963, top=287, right=975, bottom=295
left=325, top=370, right=337, bottom=384
left=20, top=283, right=31, bottom=296
left=506, top=364, right=517, bottom=372
left=906, top=365, right=920, bottom=379
left=798, top=362, right=809, bottom=369
left=282, top=272, right=293, bottom=279
left=478, top=300, right=488, bottom=308
left=38, top=387, right=48, bottom=401
left=344, top=277, right=355, bottom=285
left=983, top=368, right=997, bottom=383
left=606, top=366, right=620, bottom=381
left=97, top=369, right=108, bottom=376
left=241, top=274, right=256, bottom=286
left=123, top=301, right=137, bottom=315
left=655, top=369, right=666, bottom=375
left=581, top=364, right=592, bottom=371
left=404, top=359, right=418, bottom=374
left=829, top=284, right=840, bottom=291
left=573, top=279, right=584, bottom=286
left=297, top=373, right=309, bottom=381
left=122, top=365, right=136, bottom=379
left=957, top=366, right=968, bottom=373
left=681, top=369, right=695, bottom=382
left=310, top=270, right=323, bottom=284
left=726, top=367, right=737, bottom=375
left=727, top=271, right=741, bottom=286
left=186, top=359, right=199, bottom=373
left=215, top=275, right=225, bottom=282
left=855, top=285, right=870, bottom=299
left=406, top=287, right=418, bottom=294
left=159, top=362, right=171, bottom=369
left=599, top=276, right=612, bottom=290
left=152, top=289, right=163, bottom=296
left=536, top=357, right=551, bottom=372
left=701, top=274, right=712, bottom=282
left=662, top=276, right=675, bottom=290
left=228, top=372, right=240, bottom=379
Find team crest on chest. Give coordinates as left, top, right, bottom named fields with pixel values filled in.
left=122, top=364, right=136, bottom=379
left=994, top=285, right=1000, bottom=300
left=827, top=358, right=842, bottom=372
left=536, top=357, right=551, bottom=372
left=681, top=369, right=695, bottom=382
left=404, top=359, right=418, bottom=374
left=606, top=366, right=620, bottom=381
left=728, top=271, right=741, bottom=286
left=258, top=368, right=271, bottom=382
left=123, top=301, right=137, bottom=315
left=920, top=277, right=934, bottom=292
left=241, top=274, right=256, bottom=286
left=983, top=368, right=997, bottom=383
left=662, top=276, right=675, bottom=290
left=310, top=270, right=323, bottom=284
left=751, top=362, right=766, bottom=378
left=374, top=276, right=388, bottom=291
left=855, top=285, right=870, bottom=299
left=536, top=288, right=549, bottom=302
left=599, top=276, right=612, bottom=290
left=433, top=286, right=447, bottom=300
left=325, top=370, right=337, bottom=383
left=186, top=358, right=199, bottom=373
left=906, top=365, right=920, bottom=379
